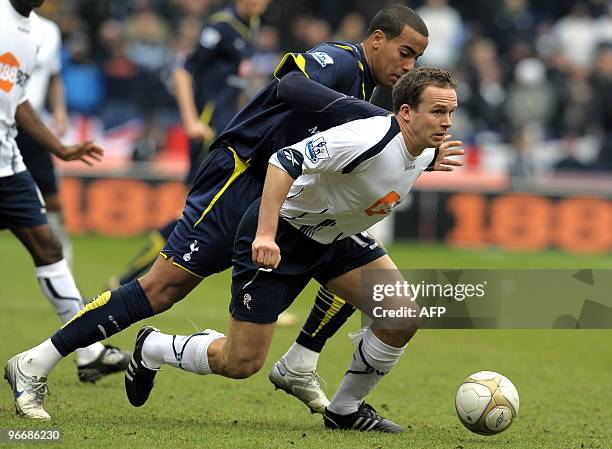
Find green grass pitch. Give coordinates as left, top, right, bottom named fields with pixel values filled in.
left=0, top=233, right=610, bottom=448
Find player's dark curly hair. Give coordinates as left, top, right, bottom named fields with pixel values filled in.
left=365, top=5, right=429, bottom=39
left=392, top=66, right=457, bottom=113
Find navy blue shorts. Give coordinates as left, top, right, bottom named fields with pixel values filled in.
left=161, top=146, right=263, bottom=278
left=0, top=171, right=48, bottom=230
left=16, top=127, right=58, bottom=196
left=229, top=200, right=387, bottom=324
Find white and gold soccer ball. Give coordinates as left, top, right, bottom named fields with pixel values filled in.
left=455, top=371, right=520, bottom=435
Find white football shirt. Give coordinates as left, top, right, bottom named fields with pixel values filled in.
left=269, top=115, right=435, bottom=244
left=0, top=2, right=43, bottom=177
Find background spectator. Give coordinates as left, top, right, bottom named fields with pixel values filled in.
left=37, top=0, right=611, bottom=173
left=417, top=0, right=465, bottom=68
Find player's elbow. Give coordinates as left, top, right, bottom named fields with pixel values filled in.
left=174, top=66, right=191, bottom=87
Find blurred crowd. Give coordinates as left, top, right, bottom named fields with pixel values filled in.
left=38, top=0, right=612, bottom=172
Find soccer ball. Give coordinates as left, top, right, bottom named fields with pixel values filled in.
left=455, top=371, right=519, bottom=435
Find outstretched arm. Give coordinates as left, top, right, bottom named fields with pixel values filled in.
left=277, top=72, right=389, bottom=121
left=16, top=101, right=103, bottom=166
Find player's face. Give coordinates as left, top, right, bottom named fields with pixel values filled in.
left=371, top=26, right=428, bottom=87
left=406, top=86, right=457, bottom=147
left=240, top=0, right=271, bottom=17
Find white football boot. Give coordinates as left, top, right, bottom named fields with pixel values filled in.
left=269, top=357, right=330, bottom=414
left=4, top=352, right=51, bottom=420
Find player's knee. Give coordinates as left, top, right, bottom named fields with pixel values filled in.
left=140, top=277, right=187, bottom=313
left=227, top=363, right=260, bottom=379
left=401, top=302, right=422, bottom=336
left=372, top=300, right=421, bottom=338
left=225, top=354, right=265, bottom=379
left=407, top=302, right=423, bottom=331
left=223, top=362, right=260, bottom=379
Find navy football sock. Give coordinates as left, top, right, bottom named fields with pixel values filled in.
left=51, top=280, right=154, bottom=356
left=296, top=287, right=356, bottom=353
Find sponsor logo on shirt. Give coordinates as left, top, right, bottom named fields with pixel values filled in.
left=364, top=191, right=402, bottom=216
left=311, top=51, right=334, bottom=67
left=305, top=136, right=330, bottom=164
left=0, top=52, right=30, bottom=93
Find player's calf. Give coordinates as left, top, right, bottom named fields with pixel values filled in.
left=129, top=319, right=274, bottom=385
left=13, top=224, right=63, bottom=266
left=206, top=320, right=273, bottom=379
left=215, top=354, right=264, bottom=379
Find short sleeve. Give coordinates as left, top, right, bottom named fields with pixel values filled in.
left=48, top=22, right=62, bottom=75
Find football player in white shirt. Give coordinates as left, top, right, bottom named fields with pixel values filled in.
left=1, top=0, right=130, bottom=418
left=125, top=66, right=463, bottom=432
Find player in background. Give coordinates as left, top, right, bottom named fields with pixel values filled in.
left=4, top=6, right=460, bottom=420
left=1, top=0, right=131, bottom=415
left=109, top=0, right=269, bottom=287
left=16, top=13, right=72, bottom=267
left=125, top=67, right=463, bottom=433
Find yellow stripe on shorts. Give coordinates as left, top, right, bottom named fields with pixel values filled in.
left=170, top=261, right=205, bottom=279
left=193, top=147, right=250, bottom=227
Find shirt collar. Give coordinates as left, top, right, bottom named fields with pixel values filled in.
left=356, top=43, right=376, bottom=100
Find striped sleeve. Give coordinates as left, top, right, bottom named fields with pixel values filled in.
left=269, top=148, right=304, bottom=179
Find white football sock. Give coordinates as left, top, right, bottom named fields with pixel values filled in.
left=282, top=342, right=320, bottom=372
left=20, top=339, right=63, bottom=378
left=74, top=345, right=106, bottom=366
left=142, top=329, right=225, bottom=374
left=327, top=328, right=406, bottom=415
left=47, top=211, right=73, bottom=269
left=35, top=259, right=105, bottom=365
